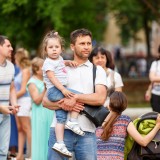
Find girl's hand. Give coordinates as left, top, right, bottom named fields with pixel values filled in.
left=62, top=88, right=74, bottom=98
left=156, top=114, right=160, bottom=128
left=145, top=90, right=151, bottom=102
left=65, top=60, right=78, bottom=67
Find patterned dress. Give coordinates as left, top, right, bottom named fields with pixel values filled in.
left=96, top=115, right=131, bottom=160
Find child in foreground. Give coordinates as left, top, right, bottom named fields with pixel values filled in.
left=42, top=31, right=84, bottom=158
left=96, top=91, right=160, bottom=160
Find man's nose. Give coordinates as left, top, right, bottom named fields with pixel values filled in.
left=84, top=44, right=89, bottom=49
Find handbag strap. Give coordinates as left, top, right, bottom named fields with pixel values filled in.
left=93, top=65, right=97, bottom=93
left=142, top=146, right=154, bottom=154
left=142, top=146, right=159, bottom=158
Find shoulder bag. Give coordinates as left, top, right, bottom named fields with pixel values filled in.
left=81, top=65, right=110, bottom=127
left=108, top=70, right=115, bottom=97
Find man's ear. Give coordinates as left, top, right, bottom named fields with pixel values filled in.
left=70, top=44, right=74, bottom=51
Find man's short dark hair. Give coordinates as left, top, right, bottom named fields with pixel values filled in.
left=0, top=35, right=8, bottom=46
left=70, top=28, right=92, bottom=44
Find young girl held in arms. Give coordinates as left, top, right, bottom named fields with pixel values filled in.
left=96, top=91, right=160, bottom=160
left=42, top=31, right=84, bottom=158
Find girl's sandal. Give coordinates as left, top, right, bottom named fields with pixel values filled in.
left=65, top=121, right=85, bottom=136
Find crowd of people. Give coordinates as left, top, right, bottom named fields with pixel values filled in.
left=0, top=28, right=160, bottom=160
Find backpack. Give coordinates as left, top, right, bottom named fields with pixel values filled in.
left=127, top=112, right=160, bottom=160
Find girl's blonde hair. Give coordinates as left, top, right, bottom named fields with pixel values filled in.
left=15, top=48, right=31, bottom=69
left=31, top=57, right=44, bottom=75
left=40, top=30, right=65, bottom=58
left=101, top=91, right=128, bottom=141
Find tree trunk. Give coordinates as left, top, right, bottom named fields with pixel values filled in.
left=143, top=16, right=151, bottom=58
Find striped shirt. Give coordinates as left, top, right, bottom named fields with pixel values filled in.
left=0, top=60, right=15, bottom=105
left=96, top=115, right=131, bottom=160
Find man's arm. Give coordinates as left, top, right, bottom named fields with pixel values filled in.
left=60, top=84, right=107, bottom=111
left=9, top=81, right=19, bottom=114
left=42, top=93, right=60, bottom=110
left=42, top=92, right=84, bottom=112
left=74, top=84, right=107, bottom=106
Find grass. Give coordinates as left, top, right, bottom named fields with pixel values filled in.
left=128, top=102, right=150, bottom=108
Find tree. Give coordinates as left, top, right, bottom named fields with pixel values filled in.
left=106, top=0, right=160, bottom=57
left=0, top=0, right=107, bottom=53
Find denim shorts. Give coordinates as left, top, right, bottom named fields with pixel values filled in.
left=48, top=86, right=81, bottom=124
left=47, top=86, right=80, bottom=102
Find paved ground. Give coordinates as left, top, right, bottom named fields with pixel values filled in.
left=123, top=107, right=152, bottom=120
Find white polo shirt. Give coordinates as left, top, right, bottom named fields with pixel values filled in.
left=51, top=60, right=107, bottom=132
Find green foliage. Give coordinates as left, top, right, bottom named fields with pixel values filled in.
left=106, top=0, right=159, bottom=46
left=0, top=0, right=107, bottom=52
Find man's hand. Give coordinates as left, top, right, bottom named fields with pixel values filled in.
left=0, top=105, right=19, bottom=114
left=0, top=105, right=12, bottom=114
left=72, top=102, right=84, bottom=113
left=61, top=97, right=76, bottom=111
left=58, top=97, right=84, bottom=112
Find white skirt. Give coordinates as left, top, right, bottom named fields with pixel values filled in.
left=17, top=97, right=31, bottom=117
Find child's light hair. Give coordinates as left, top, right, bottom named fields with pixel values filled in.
left=40, top=30, right=65, bottom=59
left=15, top=48, right=31, bottom=69
left=31, top=57, right=44, bottom=75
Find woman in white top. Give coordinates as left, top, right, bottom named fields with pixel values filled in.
left=89, top=47, right=124, bottom=107
left=149, top=48, right=160, bottom=112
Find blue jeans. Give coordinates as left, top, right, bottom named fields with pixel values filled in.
left=48, top=87, right=80, bottom=124
left=0, top=114, right=10, bottom=160
left=48, top=128, right=97, bottom=160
